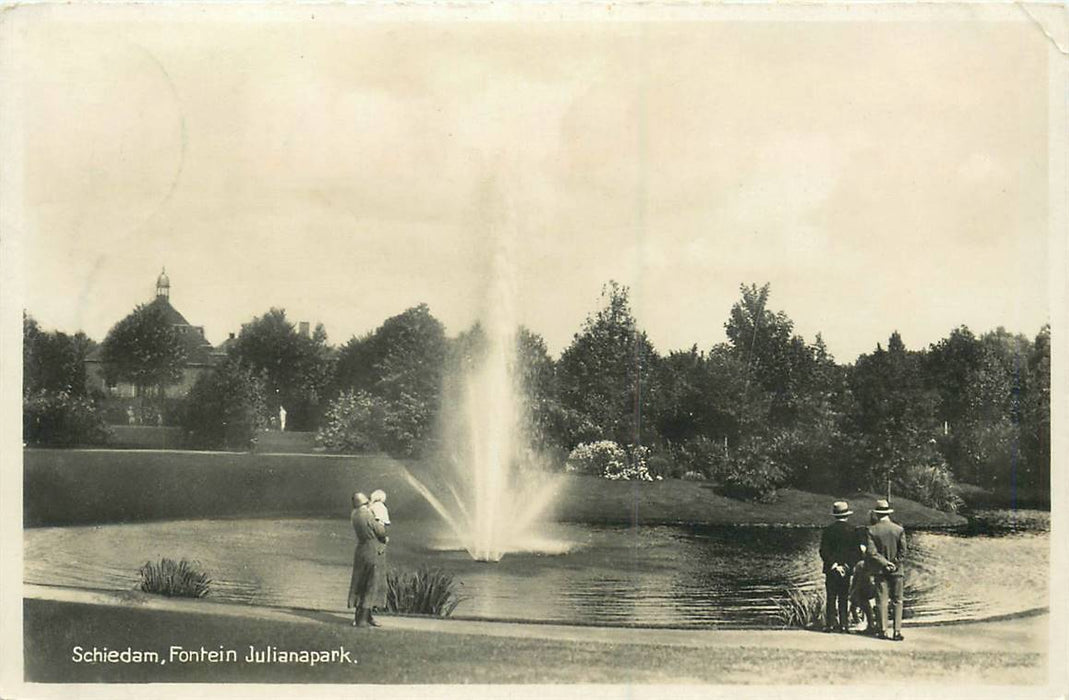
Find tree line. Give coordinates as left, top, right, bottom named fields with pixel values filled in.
left=22, top=282, right=1050, bottom=509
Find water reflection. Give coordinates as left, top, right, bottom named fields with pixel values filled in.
left=24, top=519, right=1048, bottom=628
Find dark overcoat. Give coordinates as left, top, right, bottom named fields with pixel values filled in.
left=347, top=506, right=388, bottom=609
left=819, top=519, right=861, bottom=574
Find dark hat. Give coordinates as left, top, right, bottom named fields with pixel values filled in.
left=832, top=501, right=853, bottom=518
left=873, top=499, right=894, bottom=514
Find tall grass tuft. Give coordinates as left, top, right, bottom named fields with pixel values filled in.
left=770, top=587, right=824, bottom=629
left=138, top=558, right=211, bottom=598
left=386, top=566, right=466, bottom=617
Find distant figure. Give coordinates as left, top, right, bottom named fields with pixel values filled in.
left=819, top=500, right=859, bottom=633
left=866, top=499, right=908, bottom=641
left=279, top=405, right=287, bottom=432
left=347, top=492, right=388, bottom=628
left=126, top=407, right=136, bottom=425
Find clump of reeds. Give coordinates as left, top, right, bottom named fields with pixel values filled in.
left=770, top=587, right=824, bottom=629
left=386, top=566, right=466, bottom=617
left=138, top=558, right=211, bottom=598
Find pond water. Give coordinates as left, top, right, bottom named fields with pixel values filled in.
left=24, top=518, right=1049, bottom=628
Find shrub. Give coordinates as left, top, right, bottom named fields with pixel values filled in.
left=671, top=436, right=729, bottom=480
left=770, top=587, right=824, bottom=629
left=385, top=566, right=465, bottom=617
left=138, top=558, right=211, bottom=598
left=22, top=390, right=110, bottom=447
left=896, top=461, right=964, bottom=513
left=646, top=451, right=682, bottom=480
left=716, top=433, right=792, bottom=502
left=316, top=390, right=388, bottom=453
left=183, top=360, right=268, bottom=450
left=566, top=441, right=654, bottom=481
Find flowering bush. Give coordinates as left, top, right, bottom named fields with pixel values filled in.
left=316, top=390, right=388, bottom=453
left=566, top=441, right=653, bottom=481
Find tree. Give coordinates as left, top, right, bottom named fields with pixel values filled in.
left=557, top=281, right=659, bottom=448
left=724, top=283, right=816, bottom=427
left=228, top=309, right=333, bottom=431
left=99, top=304, right=187, bottom=404
left=1022, top=325, right=1051, bottom=492
left=183, top=359, right=269, bottom=450
left=846, top=332, right=941, bottom=493
left=515, top=326, right=562, bottom=451
left=23, top=313, right=95, bottom=396
left=331, top=304, right=448, bottom=456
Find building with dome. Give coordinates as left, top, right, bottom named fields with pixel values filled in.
left=84, top=270, right=229, bottom=410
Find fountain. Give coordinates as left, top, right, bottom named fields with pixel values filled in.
left=401, top=192, right=564, bottom=562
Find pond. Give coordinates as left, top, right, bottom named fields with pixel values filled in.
left=24, top=518, right=1049, bottom=628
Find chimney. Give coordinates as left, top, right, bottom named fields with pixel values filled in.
left=299, top=321, right=310, bottom=338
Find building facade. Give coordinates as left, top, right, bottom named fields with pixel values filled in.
left=84, top=270, right=228, bottom=406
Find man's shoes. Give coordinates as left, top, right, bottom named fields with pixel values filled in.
left=823, top=627, right=835, bottom=633
left=368, top=616, right=381, bottom=628
left=892, top=633, right=904, bottom=641
left=876, top=632, right=890, bottom=640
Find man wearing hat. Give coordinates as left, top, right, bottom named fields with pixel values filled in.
left=866, top=499, right=908, bottom=641
left=819, top=500, right=859, bottom=633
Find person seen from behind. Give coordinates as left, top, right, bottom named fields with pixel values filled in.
left=866, top=498, right=907, bottom=641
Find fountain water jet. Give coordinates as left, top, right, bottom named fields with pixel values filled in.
left=403, top=194, right=565, bottom=562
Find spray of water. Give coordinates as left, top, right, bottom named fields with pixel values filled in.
left=402, top=183, right=564, bottom=561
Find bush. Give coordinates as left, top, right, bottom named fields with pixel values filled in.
left=385, top=566, right=465, bottom=617
left=316, top=390, right=388, bottom=453
left=23, top=390, right=110, bottom=447
left=183, top=360, right=268, bottom=450
left=671, top=436, right=729, bottom=480
left=716, top=433, right=792, bottom=502
left=896, top=461, right=964, bottom=513
left=138, top=558, right=211, bottom=598
left=566, top=441, right=654, bottom=481
left=646, top=451, right=681, bottom=480
left=770, top=587, right=824, bottom=629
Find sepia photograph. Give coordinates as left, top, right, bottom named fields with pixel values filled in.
left=0, top=2, right=1065, bottom=697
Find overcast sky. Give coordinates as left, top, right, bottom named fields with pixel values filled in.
left=13, top=11, right=1052, bottom=362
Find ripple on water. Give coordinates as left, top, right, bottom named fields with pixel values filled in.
left=23, top=519, right=1048, bottom=627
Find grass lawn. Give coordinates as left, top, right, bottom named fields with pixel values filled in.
left=25, top=448, right=965, bottom=529
left=24, top=599, right=1042, bottom=684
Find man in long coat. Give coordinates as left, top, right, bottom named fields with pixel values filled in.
left=866, top=498, right=908, bottom=641
left=819, top=500, right=859, bottom=633
left=348, top=492, right=388, bottom=628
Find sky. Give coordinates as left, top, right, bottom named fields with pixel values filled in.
left=11, top=10, right=1054, bottom=363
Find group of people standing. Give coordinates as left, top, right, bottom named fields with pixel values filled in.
left=820, top=498, right=907, bottom=641
left=347, top=489, right=391, bottom=628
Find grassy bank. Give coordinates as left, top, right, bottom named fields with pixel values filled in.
left=23, top=598, right=1043, bottom=684
left=25, top=448, right=966, bottom=529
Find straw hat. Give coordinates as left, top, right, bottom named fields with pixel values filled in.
left=370, top=489, right=386, bottom=503
left=831, top=501, right=853, bottom=518
left=873, top=499, right=894, bottom=515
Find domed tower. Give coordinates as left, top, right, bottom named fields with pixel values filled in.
left=156, top=268, right=171, bottom=300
